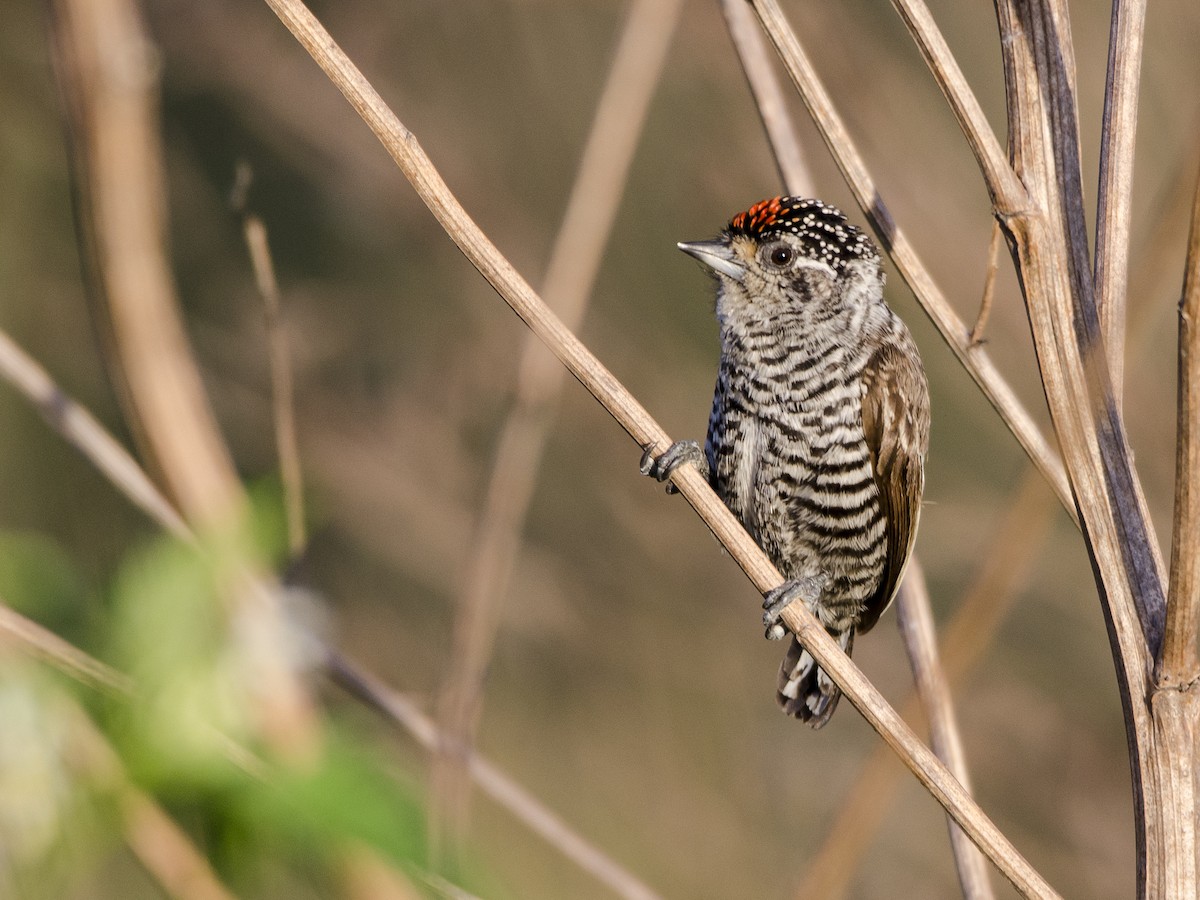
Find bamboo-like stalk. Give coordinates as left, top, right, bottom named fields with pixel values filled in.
left=261, top=1, right=1059, bottom=893
left=1094, top=0, right=1147, bottom=402
left=430, top=0, right=684, bottom=863
left=1160, top=166, right=1200, bottom=682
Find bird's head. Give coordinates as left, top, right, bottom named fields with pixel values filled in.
left=679, top=196, right=883, bottom=327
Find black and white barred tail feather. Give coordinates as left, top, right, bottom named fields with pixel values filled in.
left=777, top=631, right=854, bottom=727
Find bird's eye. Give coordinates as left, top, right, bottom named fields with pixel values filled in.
left=768, top=245, right=793, bottom=267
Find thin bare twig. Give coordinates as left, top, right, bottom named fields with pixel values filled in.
left=719, top=0, right=813, bottom=196
left=895, top=561, right=994, bottom=900
left=1094, top=0, right=1148, bottom=402
left=328, top=653, right=664, bottom=900
left=1160, top=164, right=1200, bottom=683
left=262, top=1, right=1059, bottom=894
left=746, top=0, right=1076, bottom=528
left=971, top=221, right=1004, bottom=347
left=430, top=0, right=684, bottom=861
left=796, top=472, right=1054, bottom=900
left=0, top=329, right=189, bottom=539
left=234, top=164, right=307, bottom=559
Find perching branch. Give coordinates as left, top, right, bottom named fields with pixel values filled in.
left=261, top=1, right=1059, bottom=894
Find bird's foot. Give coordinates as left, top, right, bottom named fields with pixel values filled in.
left=762, top=576, right=826, bottom=640
left=640, top=440, right=708, bottom=494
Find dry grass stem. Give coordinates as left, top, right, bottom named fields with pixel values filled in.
left=0, top=329, right=189, bottom=539
left=264, top=1, right=1060, bottom=893
left=795, top=472, right=1054, bottom=900
left=1094, top=0, right=1147, bottom=401
left=971, top=221, right=1004, bottom=347
left=894, top=561, right=994, bottom=899
left=746, top=0, right=1076, bottom=527
left=430, top=0, right=684, bottom=860
left=719, top=0, right=813, bottom=196
left=51, top=0, right=319, bottom=758
left=236, top=170, right=307, bottom=559
left=1160, top=165, right=1200, bottom=683
left=327, top=653, right=664, bottom=900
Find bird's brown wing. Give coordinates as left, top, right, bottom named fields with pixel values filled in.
left=856, top=336, right=930, bottom=634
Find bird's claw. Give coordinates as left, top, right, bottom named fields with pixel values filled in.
left=762, top=577, right=824, bottom=640
left=640, top=440, right=707, bottom=494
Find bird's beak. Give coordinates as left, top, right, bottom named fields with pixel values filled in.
left=678, top=239, right=746, bottom=283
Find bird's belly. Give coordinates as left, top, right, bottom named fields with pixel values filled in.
left=725, top=422, right=886, bottom=624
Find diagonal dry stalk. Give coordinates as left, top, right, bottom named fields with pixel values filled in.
left=0, top=608, right=236, bottom=900
left=430, top=0, right=685, bottom=863
left=0, top=330, right=189, bottom=540
left=719, top=0, right=813, bottom=196
left=721, top=6, right=988, bottom=892
left=262, top=0, right=1060, bottom=894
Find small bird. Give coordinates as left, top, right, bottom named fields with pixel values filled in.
left=643, top=196, right=929, bottom=727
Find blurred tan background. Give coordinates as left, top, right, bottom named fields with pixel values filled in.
left=3, top=0, right=1200, bottom=897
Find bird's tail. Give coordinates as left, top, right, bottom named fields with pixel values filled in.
left=776, top=629, right=854, bottom=728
